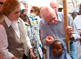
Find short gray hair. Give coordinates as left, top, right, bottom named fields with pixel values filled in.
left=40, top=6, right=55, bottom=19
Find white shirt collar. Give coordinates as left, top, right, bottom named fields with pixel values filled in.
left=5, top=16, right=20, bottom=27
left=5, top=16, right=12, bottom=27
left=57, top=12, right=62, bottom=22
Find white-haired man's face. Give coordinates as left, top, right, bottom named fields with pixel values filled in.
left=45, top=12, right=58, bottom=25
left=41, top=8, right=58, bottom=25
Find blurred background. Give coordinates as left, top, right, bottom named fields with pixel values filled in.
left=19, top=0, right=81, bottom=13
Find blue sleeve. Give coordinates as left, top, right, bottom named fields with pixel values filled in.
left=40, top=20, right=48, bottom=46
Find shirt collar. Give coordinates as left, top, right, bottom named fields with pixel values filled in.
left=5, top=16, right=12, bottom=27
left=57, top=12, right=62, bottom=22
left=5, top=16, right=20, bottom=27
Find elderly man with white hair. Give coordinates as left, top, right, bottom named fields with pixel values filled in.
left=40, top=6, right=80, bottom=59
left=50, top=0, right=80, bottom=59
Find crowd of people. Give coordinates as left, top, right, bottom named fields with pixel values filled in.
left=0, top=0, right=81, bottom=59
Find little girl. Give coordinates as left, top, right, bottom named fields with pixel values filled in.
left=50, top=40, right=72, bottom=59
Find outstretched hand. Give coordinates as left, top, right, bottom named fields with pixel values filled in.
left=46, top=36, right=54, bottom=45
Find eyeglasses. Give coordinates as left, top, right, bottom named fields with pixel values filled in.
left=0, top=2, right=4, bottom=5
left=30, top=10, right=37, bottom=12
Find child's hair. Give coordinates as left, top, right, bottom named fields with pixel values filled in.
left=52, top=40, right=63, bottom=48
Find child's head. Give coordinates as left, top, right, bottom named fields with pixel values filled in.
left=52, top=40, right=63, bottom=57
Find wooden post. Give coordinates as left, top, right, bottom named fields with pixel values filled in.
left=63, top=0, right=70, bottom=55
left=0, top=54, right=3, bottom=59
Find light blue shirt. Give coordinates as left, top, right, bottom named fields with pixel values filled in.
left=40, top=12, right=80, bottom=45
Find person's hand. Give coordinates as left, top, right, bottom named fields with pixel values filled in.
left=12, top=57, right=19, bottom=59
left=45, top=36, right=54, bottom=45
left=29, top=49, right=35, bottom=59
left=66, top=26, right=73, bottom=38
left=42, top=45, right=47, bottom=54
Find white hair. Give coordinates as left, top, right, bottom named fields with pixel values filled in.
left=40, top=6, right=55, bottom=19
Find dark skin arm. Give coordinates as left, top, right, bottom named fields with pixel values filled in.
left=42, top=45, right=47, bottom=54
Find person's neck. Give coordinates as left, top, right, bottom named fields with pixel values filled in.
left=8, top=17, right=18, bottom=24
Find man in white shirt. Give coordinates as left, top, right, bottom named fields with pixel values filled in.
left=74, top=4, right=81, bottom=59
